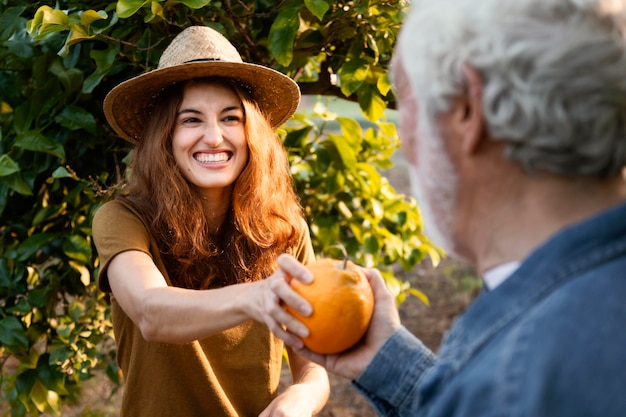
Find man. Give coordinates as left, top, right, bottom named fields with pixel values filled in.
left=266, top=0, right=626, bottom=415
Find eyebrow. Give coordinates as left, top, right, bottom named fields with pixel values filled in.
left=177, top=105, right=243, bottom=116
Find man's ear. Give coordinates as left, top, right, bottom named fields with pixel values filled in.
left=457, top=64, right=485, bottom=154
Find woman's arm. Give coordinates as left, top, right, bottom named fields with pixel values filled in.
left=107, top=250, right=311, bottom=344
left=259, top=347, right=330, bottom=417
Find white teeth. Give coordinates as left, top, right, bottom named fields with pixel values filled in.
left=195, top=152, right=229, bottom=163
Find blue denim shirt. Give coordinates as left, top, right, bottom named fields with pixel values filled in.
left=354, top=201, right=626, bottom=416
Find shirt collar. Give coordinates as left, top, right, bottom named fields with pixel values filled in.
left=482, top=261, right=521, bottom=290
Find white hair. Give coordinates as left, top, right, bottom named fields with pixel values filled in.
left=396, top=0, right=626, bottom=176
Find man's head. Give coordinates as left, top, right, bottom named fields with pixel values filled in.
left=393, top=0, right=626, bottom=256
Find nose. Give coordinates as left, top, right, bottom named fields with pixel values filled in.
left=202, top=122, right=224, bottom=148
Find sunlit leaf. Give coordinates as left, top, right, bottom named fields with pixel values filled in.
left=62, top=235, right=92, bottom=264
left=29, top=6, right=69, bottom=36
left=30, top=380, right=59, bottom=414
left=337, top=117, right=362, bottom=147
left=80, top=9, right=107, bottom=27
left=0, top=101, right=12, bottom=114
left=377, top=72, right=393, bottom=96
left=117, top=0, right=150, bottom=19
left=408, top=288, right=430, bottom=305
left=329, top=135, right=357, bottom=171
left=69, top=260, right=91, bottom=286
left=358, top=84, right=387, bottom=122
left=338, top=58, right=370, bottom=96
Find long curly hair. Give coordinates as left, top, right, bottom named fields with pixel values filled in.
left=119, top=78, right=306, bottom=289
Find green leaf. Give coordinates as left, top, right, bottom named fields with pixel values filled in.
left=13, top=102, right=34, bottom=135
left=37, top=354, right=69, bottom=396
left=84, top=44, right=120, bottom=94
left=28, top=6, right=69, bottom=36
left=337, top=117, right=363, bottom=147
left=14, top=131, right=65, bottom=159
left=69, top=260, right=92, bottom=286
left=62, top=235, right=92, bottom=264
left=80, top=9, right=107, bottom=27
left=178, top=0, right=213, bottom=8
left=16, top=233, right=56, bottom=262
left=408, top=288, right=430, bottom=305
left=0, top=6, right=26, bottom=42
left=54, top=105, right=96, bottom=134
left=0, top=154, right=20, bottom=176
left=339, top=58, right=370, bottom=96
left=61, top=23, right=95, bottom=55
left=358, top=84, right=387, bottom=122
left=377, top=72, right=393, bottom=96
left=7, top=298, right=32, bottom=314
left=48, top=60, right=83, bottom=93
left=1, top=172, right=33, bottom=196
left=51, top=166, right=72, bottom=179
left=364, top=234, right=380, bottom=255
left=30, top=380, right=60, bottom=414
left=32, top=203, right=65, bottom=226
left=67, top=301, right=85, bottom=322
left=312, top=216, right=341, bottom=249
left=0, top=316, right=29, bottom=350
left=329, top=135, right=358, bottom=171
left=15, top=369, right=37, bottom=404
left=117, top=0, right=150, bottom=19
left=268, top=4, right=301, bottom=67
left=283, top=126, right=313, bottom=150
left=304, top=0, right=330, bottom=20
left=28, top=288, right=49, bottom=309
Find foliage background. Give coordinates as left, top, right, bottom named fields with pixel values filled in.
left=0, top=1, right=439, bottom=415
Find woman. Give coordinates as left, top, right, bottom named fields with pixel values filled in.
left=92, top=26, right=329, bottom=416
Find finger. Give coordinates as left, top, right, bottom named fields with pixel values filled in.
left=266, top=315, right=306, bottom=350
left=361, top=267, right=393, bottom=297
left=277, top=253, right=313, bottom=284
left=268, top=272, right=312, bottom=317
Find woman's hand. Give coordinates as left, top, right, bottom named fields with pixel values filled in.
left=242, top=254, right=315, bottom=348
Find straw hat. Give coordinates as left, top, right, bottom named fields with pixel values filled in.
left=103, top=26, right=301, bottom=143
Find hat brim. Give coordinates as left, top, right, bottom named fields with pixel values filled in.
left=103, top=61, right=301, bottom=143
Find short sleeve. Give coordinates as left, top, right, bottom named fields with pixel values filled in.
left=92, top=200, right=153, bottom=292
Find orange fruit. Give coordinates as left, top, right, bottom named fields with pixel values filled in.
left=286, top=258, right=374, bottom=354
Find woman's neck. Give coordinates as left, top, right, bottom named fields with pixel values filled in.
left=198, top=190, right=232, bottom=234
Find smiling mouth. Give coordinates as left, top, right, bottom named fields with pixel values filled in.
left=194, top=152, right=232, bottom=163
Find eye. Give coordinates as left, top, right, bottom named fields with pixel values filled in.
left=223, top=115, right=241, bottom=122
left=222, top=111, right=244, bottom=124
left=180, top=116, right=201, bottom=125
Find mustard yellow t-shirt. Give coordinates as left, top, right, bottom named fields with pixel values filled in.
left=92, top=199, right=315, bottom=417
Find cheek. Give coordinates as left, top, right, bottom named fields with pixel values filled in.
left=171, top=131, right=189, bottom=166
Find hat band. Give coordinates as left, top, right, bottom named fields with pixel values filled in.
left=183, top=58, right=223, bottom=63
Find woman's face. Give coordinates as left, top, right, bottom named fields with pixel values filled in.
left=172, top=80, right=248, bottom=198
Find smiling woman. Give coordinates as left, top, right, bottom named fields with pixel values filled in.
left=91, top=26, right=329, bottom=417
